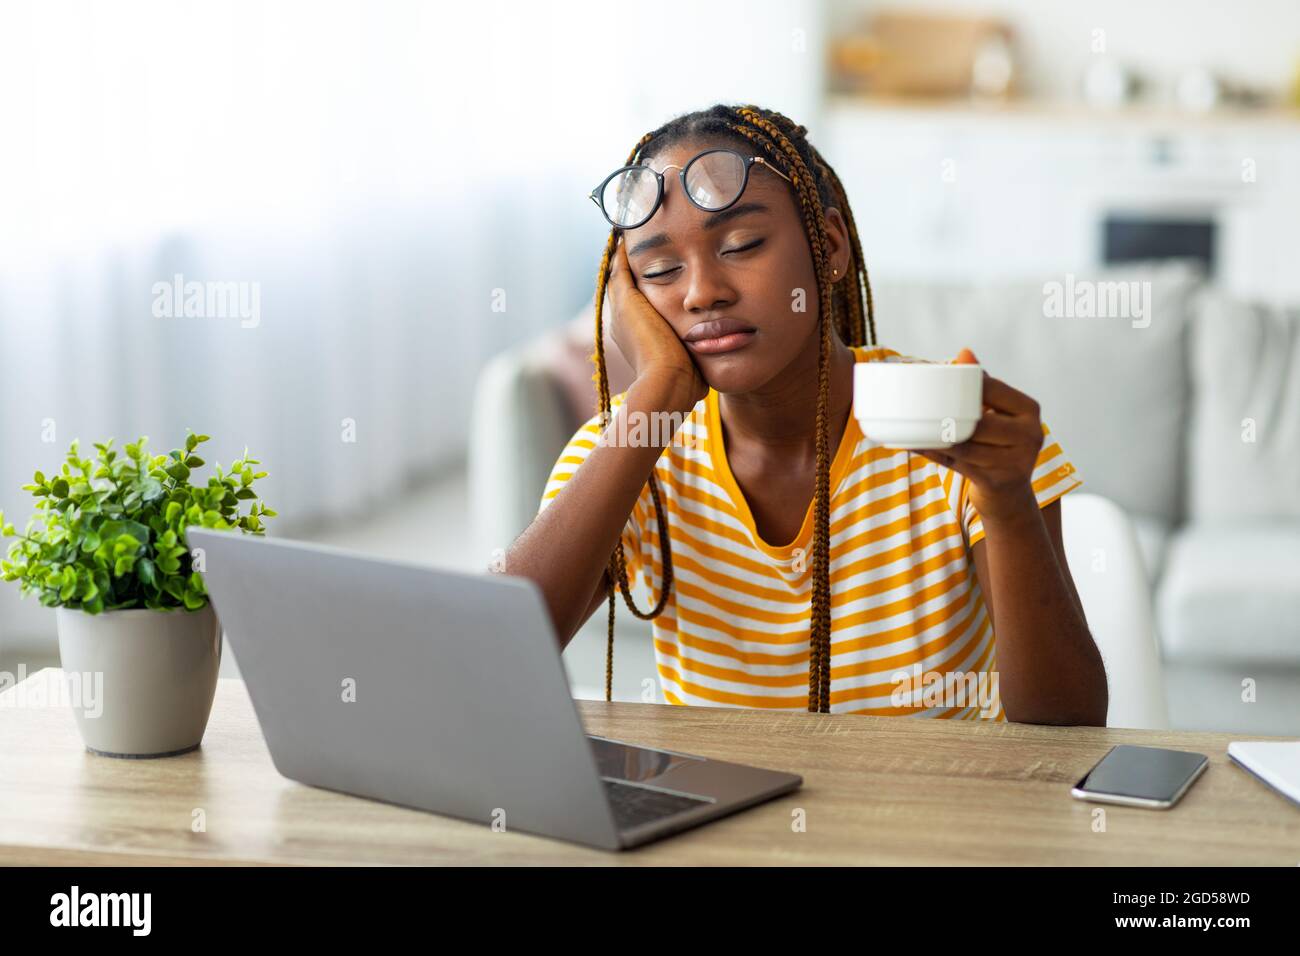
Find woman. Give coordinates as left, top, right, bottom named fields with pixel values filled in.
left=507, top=103, right=1106, bottom=724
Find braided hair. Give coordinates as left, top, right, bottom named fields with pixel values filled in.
left=590, top=103, right=877, bottom=713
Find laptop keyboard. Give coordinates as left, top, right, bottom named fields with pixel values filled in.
left=602, top=778, right=712, bottom=830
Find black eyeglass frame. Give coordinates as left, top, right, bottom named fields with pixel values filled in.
left=587, top=147, right=793, bottom=230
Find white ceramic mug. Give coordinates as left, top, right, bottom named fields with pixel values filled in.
left=853, top=361, right=984, bottom=449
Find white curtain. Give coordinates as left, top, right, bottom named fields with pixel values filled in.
left=0, top=0, right=822, bottom=631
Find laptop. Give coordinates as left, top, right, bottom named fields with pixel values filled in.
left=188, top=528, right=802, bottom=851
left=1227, top=741, right=1300, bottom=808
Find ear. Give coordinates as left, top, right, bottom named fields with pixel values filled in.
left=824, top=206, right=851, bottom=283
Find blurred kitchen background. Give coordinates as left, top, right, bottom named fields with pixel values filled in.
left=2, top=0, right=1298, bottom=733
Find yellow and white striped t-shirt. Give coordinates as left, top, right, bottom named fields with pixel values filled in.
left=539, top=345, right=1083, bottom=719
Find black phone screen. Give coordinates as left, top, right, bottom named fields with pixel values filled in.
left=1075, top=745, right=1208, bottom=801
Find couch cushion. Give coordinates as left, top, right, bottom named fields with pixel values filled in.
left=1188, top=292, right=1300, bottom=521
left=1157, top=522, right=1300, bottom=665
left=871, top=261, right=1200, bottom=524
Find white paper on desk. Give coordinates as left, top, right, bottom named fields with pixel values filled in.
left=1227, top=741, right=1300, bottom=807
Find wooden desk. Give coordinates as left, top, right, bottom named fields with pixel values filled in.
left=1, top=668, right=1296, bottom=865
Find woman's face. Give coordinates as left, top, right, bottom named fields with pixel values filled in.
left=621, top=138, right=850, bottom=394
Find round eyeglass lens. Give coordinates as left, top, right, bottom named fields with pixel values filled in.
left=683, top=150, right=747, bottom=210
left=600, top=166, right=659, bottom=227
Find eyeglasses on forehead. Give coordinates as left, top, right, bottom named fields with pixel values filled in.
left=588, top=147, right=792, bottom=230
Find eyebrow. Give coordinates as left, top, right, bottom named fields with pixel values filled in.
left=626, top=202, right=772, bottom=258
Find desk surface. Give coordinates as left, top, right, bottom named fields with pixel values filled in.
left=2, top=668, right=1297, bottom=865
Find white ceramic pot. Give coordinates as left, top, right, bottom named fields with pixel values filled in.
left=55, top=604, right=222, bottom=758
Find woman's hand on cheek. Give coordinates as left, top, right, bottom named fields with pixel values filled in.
left=915, top=348, right=1044, bottom=525
left=606, top=234, right=707, bottom=410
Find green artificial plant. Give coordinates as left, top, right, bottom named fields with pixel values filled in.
left=0, top=432, right=275, bottom=613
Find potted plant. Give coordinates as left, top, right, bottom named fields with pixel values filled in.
left=0, top=432, right=275, bottom=757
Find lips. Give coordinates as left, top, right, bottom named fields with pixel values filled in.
left=683, top=318, right=757, bottom=355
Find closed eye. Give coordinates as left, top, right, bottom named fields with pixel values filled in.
left=725, top=238, right=765, bottom=256
left=640, top=239, right=766, bottom=280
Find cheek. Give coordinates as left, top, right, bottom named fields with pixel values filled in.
left=641, top=286, right=675, bottom=324
left=789, top=255, right=823, bottom=316
left=758, top=255, right=820, bottom=336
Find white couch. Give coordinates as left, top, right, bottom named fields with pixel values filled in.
left=470, top=262, right=1300, bottom=734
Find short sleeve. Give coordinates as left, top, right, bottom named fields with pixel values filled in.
left=537, top=392, right=650, bottom=588
left=961, top=419, right=1084, bottom=548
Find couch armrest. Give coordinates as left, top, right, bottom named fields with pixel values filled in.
left=467, top=348, right=579, bottom=565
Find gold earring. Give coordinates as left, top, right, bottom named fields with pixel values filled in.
left=832, top=268, right=839, bottom=277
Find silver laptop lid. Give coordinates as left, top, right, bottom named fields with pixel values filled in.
left=188, top=528, right=621, bottom=849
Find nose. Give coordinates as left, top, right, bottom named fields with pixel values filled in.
left=649, top=174, right=740, bottom=314
left=680, top=254, right=738, bottom=314
left=658, top=187, right=738, bottom=314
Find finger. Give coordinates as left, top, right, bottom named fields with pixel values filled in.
left=962, top=408, right=1022, bottom=447
left=941, top=440, right=1008, bottom=470
left=609, top=233, right=628, bottom=282
left=607, top=236, right=634, bottom=310
left=916, top=448, right=988, bottom=484
left=914, top=448, right=956, bottom=469
left=980, top=373, right=1039, bottom=418
left=619, top=232, right=639, bottom=281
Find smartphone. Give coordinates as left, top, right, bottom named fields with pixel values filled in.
left=1071, top=744, right=1209, bottom=809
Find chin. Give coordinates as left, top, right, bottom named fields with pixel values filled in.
left=697, top=354, right=775, bottom=395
